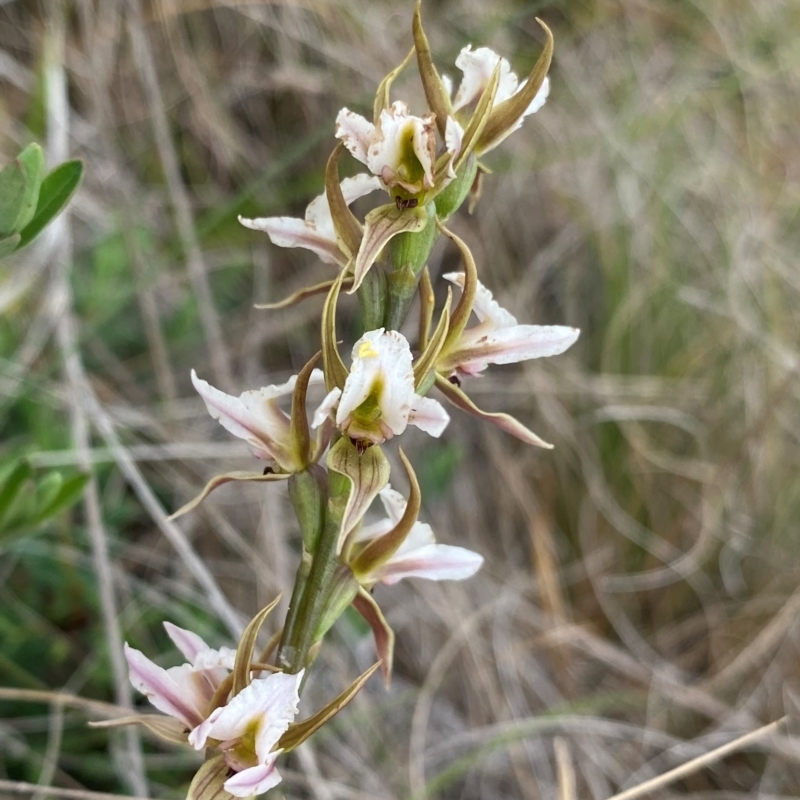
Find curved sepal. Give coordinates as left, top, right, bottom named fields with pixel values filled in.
left=412, top=1, right=453, bottom=138
left=186, top=754, right=237, bottom=800
left=437, top=220, right=478, bottom=349
left=476, top=19, right=554, bottom=153
left=327, top=437, right=390, bottom=553
left=321, top=269, right=349, bottom=391
left=254, top=277, right=354, bottom=310
left=89, top=714, right=188, bottom=746
left=352, top=587, right=395, bottom=687
left=169, top=471, right=289, bottom=520
left=434, top=373, right=553, bottom=448
left=277, top=661, right=380, bottom=752
left=349, top=203, right=428, bottom=294
left=290, top=352, right=322, bottom=469
left=418, top=267, right=435, bottom=350
left=351, top=449, right=420, bottom=578
left=325, top=143, right=363, bottom=259
left=374, top=47, right=415, bottom=124
left=232, top=594, right=283, bottom=697
left=454, top=62, right=501, bottom=171
left=414, top=287, right=451, bottom=390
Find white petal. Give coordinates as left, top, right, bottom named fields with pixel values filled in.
left=224, top=756, right=282, bottom=797
left=453, top=45, right=518, bottom=111
left=337, top=329, right=415, bottom=438
left=445, top=117, right=464, bottom=167
left=523, top=74, right=550, bottom=117
left=335, top=108, right=375, bottom=165
left=192, top=645, right=236, bottom=672
left=409, top=395, right=450, bottom=437
left=340, top=173, right=383, bottom=205
left=378, top=543, right=484, bottom=585
left=197, top=671, right=301, bottom=760
left=378, top=486, right=407, bottom=526
left=312, top=387, right=341, bottom=429
left=393, top=519, right=436, bottom=555
left=238, top=214, right=343, bottom=266
left=441, top=73, right=453, bottom=99
left=443, top=272, right=517, bottom=328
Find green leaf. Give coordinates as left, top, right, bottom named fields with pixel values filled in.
left=17, top=159, right=83, bottom=249
left=0, top=233, right=21, bottom=259
left=0, top=461, right=32, bottom=526
left=0, top=158, right=27, bottom=236
left=14, top=143, right=45, bottom=231
left=31, top=472, right=89, bottom=524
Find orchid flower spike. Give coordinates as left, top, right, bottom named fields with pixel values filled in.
left=124, top=623, right=236, bottom=733
left=439, top=272, right=580, bottom=380
left=352, top=485, right=483, bottom=586
left=313, top=328, right=449, bottom=446
left=238, top=175, right=381, bottom=267
left=189, top=670, right=303, bottom=797
left=336, top=101, right=461, bottom=201
left=192, top=367, right=327, bottom=474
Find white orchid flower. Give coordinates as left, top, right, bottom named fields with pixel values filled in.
left=336, top=101, right=444, bottom=196
left=188, top=670, right=302, bottom=797
left=314, top=328, right=449, bottom=445
left=353, top=486, right=483, bottom=586
left=124, top=623, right=236, bottom=732
left=450, top=45, right=550, bottom=151
left=238, top=174, right=381, bottom=266
left=440, top=272, right=580, bottom=380
left=192, top=368, right=327, bottom=474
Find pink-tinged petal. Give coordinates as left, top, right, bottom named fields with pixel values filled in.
left=224, top=755, right=282, bottom=797
left=409, top=395, right=450, bottom=437
left=453, top=324, right=580, bottom=374
left=163, top=622, right=209, bottom=663
left=443, top=272, right=517, bottom=328
left=377, top=543, right=484, bottom=585
left=188, top=705, right=224, bottom=751
left=453, top=46, right=518, bottom=111
left=305, top=176, right=379, bottom=239
left=124, top=644, right=202, bottom=729
left=238, top=214, right=344, bottom=266
left=337, top=329, right=415, bottom=439
left=335, top=108, right=375, bottom=165
left=191, top=370, right=284, bottom=461
left=312, top=387, right=341, bottom=429
left=198, top=671, right=301, bottom=760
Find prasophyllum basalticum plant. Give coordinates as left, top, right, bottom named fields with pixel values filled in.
left=102, top=5, right=580, bottom=797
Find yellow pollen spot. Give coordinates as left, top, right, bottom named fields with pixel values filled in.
left=358, top=341, right=379, bottom=359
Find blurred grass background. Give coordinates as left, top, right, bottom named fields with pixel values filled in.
left=2, top=0, right=800, bottom=797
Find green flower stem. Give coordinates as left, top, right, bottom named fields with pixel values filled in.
left=278, top=468, right=350, bottom=674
